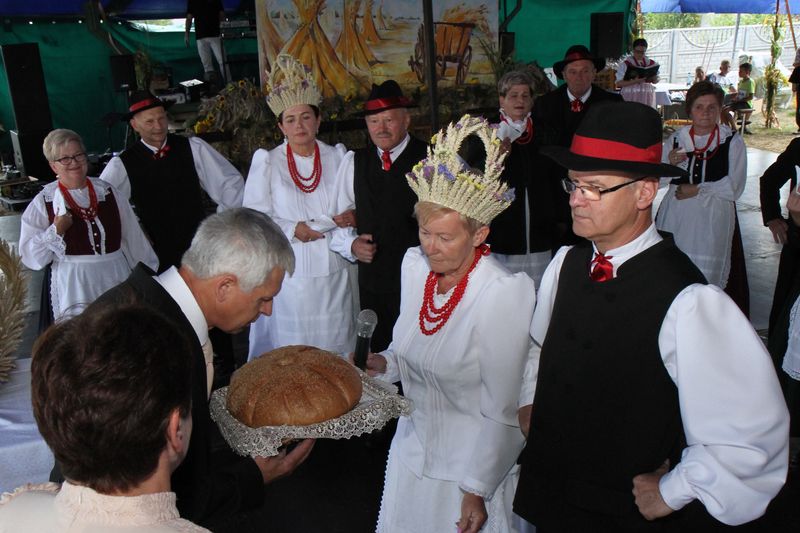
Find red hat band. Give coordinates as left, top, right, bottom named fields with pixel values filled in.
left=129, top=97, right=161, bottom=114
left=364, top=96, right=413, bottom=112
left=564, top=51, right=592, bottom=62
left=571, top=134, right=662, bottom=164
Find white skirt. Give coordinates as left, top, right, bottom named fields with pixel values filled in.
left=655, top=185, right=735, bottom=288
left=248, top=267, right=356, bottom=359
left=376, top=438, right=529, bottom=533
left=50, top=250, right=132, bottom=320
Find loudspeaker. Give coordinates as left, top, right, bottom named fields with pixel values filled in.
left=499, top=32, right=515, bottom=61
left=109, top=54, right=137, bottom=92
left=590, top=12, right=625, bottom=60
left=11, top=129, right=55, bottom=181
left=1, top=43, right=53, bottom=134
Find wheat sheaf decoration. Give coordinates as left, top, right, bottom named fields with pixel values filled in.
left=0, top=239, right=26, bottom=383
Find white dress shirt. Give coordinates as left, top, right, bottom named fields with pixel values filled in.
left=99, top=137, right=244, bottom=210
left=520, top=224, right=789, bottom=526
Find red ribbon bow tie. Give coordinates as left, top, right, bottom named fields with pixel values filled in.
left=590, top=252, right=614, bottom=282
left=570, top=99, right=584, bottom=113
left=153, top=144, right=170, bottom=160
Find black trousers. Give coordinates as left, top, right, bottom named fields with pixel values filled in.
left=358, top=286, right=401, bottom=352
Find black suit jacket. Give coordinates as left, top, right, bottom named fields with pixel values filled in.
left=760, top=138, right=800, bottom=333
left=89, top=265, right=264, bottom=529
left=532, top=83, right=623, bottom=148
left=532, top=84, right=623, bottom=246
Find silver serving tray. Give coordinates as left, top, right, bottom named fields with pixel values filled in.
left=210, top=370, right=413, bottom=457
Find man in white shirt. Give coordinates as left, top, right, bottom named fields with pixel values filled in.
left=513, top=101, right=789, bottom=531
left=708, top=59, right=737, bottom=94
left=330, top=80, right=428, bottom=351
left=100, top=90, right=243, bottom=271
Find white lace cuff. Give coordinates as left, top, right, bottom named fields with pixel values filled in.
left=459, top=480, right=494, bottom=501
left=44, top=224, right=66, bottom=260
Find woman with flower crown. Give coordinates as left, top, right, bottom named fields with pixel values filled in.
left=656, top=80, right=749, bottom=314
left=19, top=128, right=158, bottom=321
left=243, top=55, right=356, bottom=358
left=363, top=116, right=536, bottom=533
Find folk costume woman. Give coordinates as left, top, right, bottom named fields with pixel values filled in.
left=656, top=81, right=749, bottom=313
left=490, top=70, right=556, bottom=289
left=366, top=116, right=536, bottom=533
left=20, top=129, right=157, bottom=321
left=243, top=55, right=355, bottom=358
left=616, top=38, right=659, bottom=108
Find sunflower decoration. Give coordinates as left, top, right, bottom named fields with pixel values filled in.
left=0, top=239, right=26, bottom=383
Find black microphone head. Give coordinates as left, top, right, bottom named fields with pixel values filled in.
left=356, top=309, right=378, bottom=337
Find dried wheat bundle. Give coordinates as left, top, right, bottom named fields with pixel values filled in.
left=0, top=239, right=26, bottom=383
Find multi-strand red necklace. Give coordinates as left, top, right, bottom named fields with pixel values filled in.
left=418, top=244, right=490, bottom=335
left=689, top=125, right=720, bottom=161
left=58, top=179, right=98, bottom=221
left=286, top=143, right=321, bottom=193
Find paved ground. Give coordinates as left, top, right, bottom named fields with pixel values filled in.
left=2, top=145, right=797, bottom=531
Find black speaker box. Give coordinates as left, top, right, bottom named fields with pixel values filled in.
left=110, top=54, right=137, bottom=91
left=11, top=129, right=55, bottom=181
left=1, top=43, right=53, bottom=134
left=590, top=12, right=625, bottom=60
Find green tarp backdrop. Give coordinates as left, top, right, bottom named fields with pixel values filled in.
left=0, top=1, right=633, bottom=159
left=0, top=19, right=256, bottom=157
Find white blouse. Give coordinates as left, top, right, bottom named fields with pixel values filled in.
left=379, top=247, right=536, bottom=498
left=243, top=140, right=352, bottom=277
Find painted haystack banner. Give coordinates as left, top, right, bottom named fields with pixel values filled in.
left=255, top=0, right=498, bottom=99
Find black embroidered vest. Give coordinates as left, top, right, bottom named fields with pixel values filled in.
left=120, top=134, right=206, bottom=270
left=515, top=236, right=706, bottom=523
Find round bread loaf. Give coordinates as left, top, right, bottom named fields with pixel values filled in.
left=227, top=345, right=363, bottom=427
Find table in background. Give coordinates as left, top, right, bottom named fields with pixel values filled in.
left=0, top=357, right=53, bottom=493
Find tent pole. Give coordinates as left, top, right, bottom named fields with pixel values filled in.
left=423, top=0, right=438, bottom=132
left=731, top=13, right=741, bottom=63
left=786, top=0, right=797, bottom=50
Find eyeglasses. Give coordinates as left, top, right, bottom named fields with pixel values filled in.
left=633, top=48, right=647, bottom=54
left=561, top=176, right=646, bottom=201
left=53, top=153, right=88, bottom=166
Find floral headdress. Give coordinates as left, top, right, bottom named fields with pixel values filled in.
left=407, top=114, right=514, bottom=225
left=264, top=54, right=322, bottom=117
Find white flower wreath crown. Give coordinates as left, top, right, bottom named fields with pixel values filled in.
left=264, top=54, right=322, bottom=117
left=406, top=114, right=514, bottom=225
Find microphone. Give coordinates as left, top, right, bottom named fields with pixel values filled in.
left=353, top=309, right=378, bottom=370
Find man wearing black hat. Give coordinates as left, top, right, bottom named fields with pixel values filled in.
left=331, top=80, right=428, bottom=351
left=514, top=101, right=789, bottom=531
left=533, top=44, right=622, bottom=249
left=100, top=91, right=243, bottom=271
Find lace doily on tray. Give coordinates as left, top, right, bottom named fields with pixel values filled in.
left=210, top=370, right=414, bottom=457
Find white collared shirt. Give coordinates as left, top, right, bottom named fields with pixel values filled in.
left=567, top=86, right=592, bottom=104
left=99, top=137, right=244, bottom=211
left=520, top=223, right=789, bottom=526
left=153, top=266, right=209, bottom=347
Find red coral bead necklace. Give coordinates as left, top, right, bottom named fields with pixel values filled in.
left=58, top=179, right=98, bottom=221
left=286, top=142, right=322, bottom=193
left=418, top=244, right=490, bottom=335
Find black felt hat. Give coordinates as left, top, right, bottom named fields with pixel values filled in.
left=540, top=101, right=687, bottom=177
left=124, top=90, right=173, bottom=120
left=553, top=45, right=606, bottom=80
left=358, top=80, right=416, bottom=116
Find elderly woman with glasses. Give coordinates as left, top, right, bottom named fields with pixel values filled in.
left=19, top=128, right=157, bottom=321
